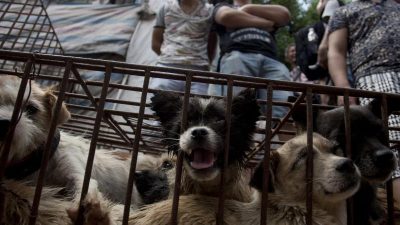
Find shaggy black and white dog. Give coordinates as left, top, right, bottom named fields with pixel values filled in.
left=150, top=89, right=260, bottom=201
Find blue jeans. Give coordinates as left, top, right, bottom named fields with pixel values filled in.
left=150, top=63, right=209, bottom=94
left=217, top=51, right=292, bottom=119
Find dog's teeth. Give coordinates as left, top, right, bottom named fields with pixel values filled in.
left=190, top=150, right=214, bottom=169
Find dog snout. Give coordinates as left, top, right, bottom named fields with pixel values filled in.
left=336, top=158, right=356, bottom=174
left=0, top=119, right=10, bottom=140
left=374, top=150, right=395, bottom=167
left=191, top=128, right=208, bottom=140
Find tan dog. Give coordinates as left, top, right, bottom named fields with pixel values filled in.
left=0, top=75, right=167, bottom=208
left=77, top=133, right=361, bottom=225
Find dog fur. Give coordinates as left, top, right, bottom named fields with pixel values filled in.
left=81, top=133, right=359, bottom=225
left=0, top=75, right=169, bottom=208
left=0, top=180, right=72, bottom=225
left=150, top=89, right=260, bottom=202
left=292, top=98, right=399, bottom=225
left=0, top=179, right=124, bottom=225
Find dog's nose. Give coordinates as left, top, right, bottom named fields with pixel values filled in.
left=0, top=119, right=10, bottom=139
left=374, top=150, right=394, bottom=165
left=336, top=159, right=356, bottom=173
left=191, top=128, right=208, bottom=140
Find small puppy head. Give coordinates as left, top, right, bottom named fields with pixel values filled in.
left=0, top=75, right=70, bottom=162
left=151, top=89, right=260, bottom=181
left=135, top=153, right=176, bottom=204
left=292, top=99, right=398, bottom=184
left=251, top=133, right=361, bottom=204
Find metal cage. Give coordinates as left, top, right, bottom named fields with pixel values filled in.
left=0, top=1, right=399, bottom=224
left=0, top=50, right=399, bottom=225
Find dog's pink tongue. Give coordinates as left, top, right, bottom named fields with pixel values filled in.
left=190, top=150, right=215, bottom=169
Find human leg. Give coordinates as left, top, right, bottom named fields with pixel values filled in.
left=259, top=56, right=292, bottom=119
left=149, top=63, right=209, bottom=94
left=219, top=51, right=260, bottom=96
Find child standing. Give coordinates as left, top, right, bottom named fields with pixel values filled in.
left=150, top=0, right=216, bottom=94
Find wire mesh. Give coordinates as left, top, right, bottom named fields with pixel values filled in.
left=0, top=0, right=64, bottom=79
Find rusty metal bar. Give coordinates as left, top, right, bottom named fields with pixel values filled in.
left=74, top=64, right=112, bottom=225
left=70, top=66, right=133, bottom=145
left=124, top=115, right=148, bottom=148
left=216, top=79, right=234, bottom=225
left=2, top=50, right=400, bottom=101
left=29, top=60, right=71, bottom=225
left=260, top=84, right=273, bottom=225
left=306, top=88, right=314, bottom=225
left=0, top=59, right=33, bottom=224
left=381, top=96, right=394, bottom=225
left=103, top=112, right=133, bottom=146
left=0, top=59, right=32, bottom=179
left=121, top=68, right=150, bottom=225
left=246, top=92, right=306, bottom=163
left=170, top=73, right=193, bottom=225
left=343, top=92, right=354, bottom=225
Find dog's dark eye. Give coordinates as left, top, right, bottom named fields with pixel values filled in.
left=331, top=141, right=343, bottom=156
left=25, top=104, right=39, bottom=116
left=291, top=148, right=313, bottom=171
left=214, top=119, right=225, bottom=126
left=161, top=160, right=174, bottom=171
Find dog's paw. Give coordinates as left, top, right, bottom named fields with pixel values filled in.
left=67, top=191, right=114, bottom=225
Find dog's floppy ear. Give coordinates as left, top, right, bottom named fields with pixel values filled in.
left=231, top=89, right=260, bottom=126
left=44, top=91, right=71, bottom=125
left=249, top=151, right=279, bottom=193
left=367, top=98, right=400, bottom=119
left=289, top=95, right=319, bottom=134
left=150, top=91, right=182, bottom=126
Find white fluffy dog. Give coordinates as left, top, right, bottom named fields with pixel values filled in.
left=0, top=75, right=167, bottom=208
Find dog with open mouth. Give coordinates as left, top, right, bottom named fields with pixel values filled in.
left=150, top=89, right=260, bottom=201
left=292, top=97, right=399, bottom=225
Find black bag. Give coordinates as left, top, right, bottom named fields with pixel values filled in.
left=294, top=21, right=328, bottom=81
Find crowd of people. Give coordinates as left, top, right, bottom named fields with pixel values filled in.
left=149, top=0, right=400, bottom=204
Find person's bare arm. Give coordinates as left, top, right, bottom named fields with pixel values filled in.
left=318, top=28, right=329, bottom=69
left=214, top=6, right=275, bottom=32
left=328, top=27, right=356, bottom=105
left=151, top=27, right=164, bottom=55
left=239, top=4, right=291, bottom=28
left=316, top=0, right=328, bottom=15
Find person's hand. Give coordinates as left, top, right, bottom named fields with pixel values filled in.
left=317, top=43, right=328, bottom=69
left=337, top=95, right=357, bottom=106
